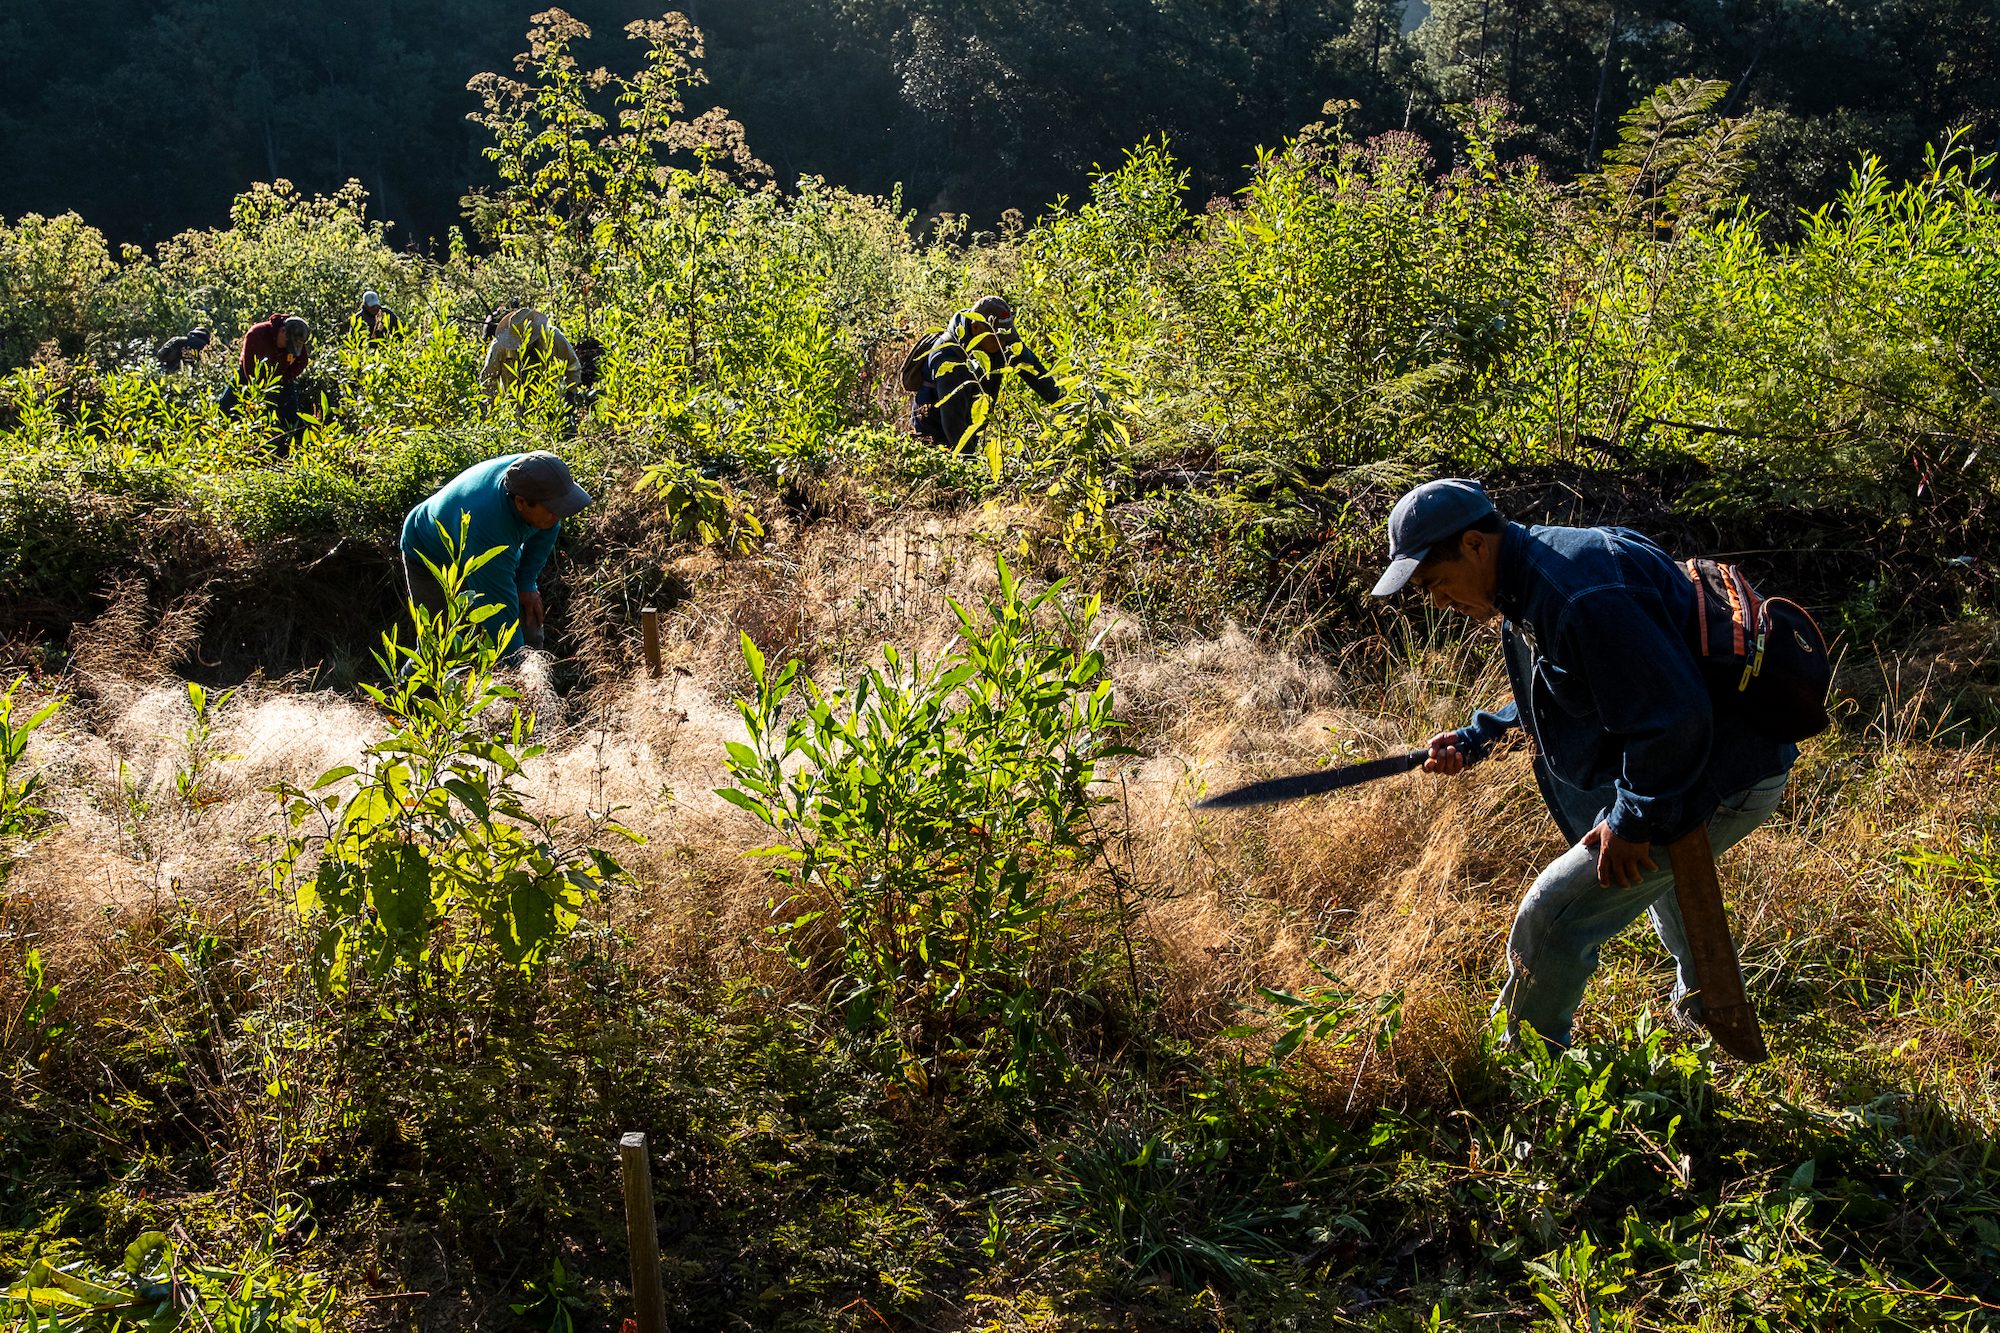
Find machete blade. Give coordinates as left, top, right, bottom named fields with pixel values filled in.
left=1195, top=748, right=1429, bottom=810
left=1665, top=823, right=1770, bottom=1063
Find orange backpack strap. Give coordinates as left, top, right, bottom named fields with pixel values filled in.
left=1685, top=560, right=1711, bottom=656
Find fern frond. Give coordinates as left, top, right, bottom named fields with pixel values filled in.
left=1595, top=78, right=1756, bottom=236
left=1664, top=114, right=1764, bottom=220
left=1364, top=360, right=1473, bottom=428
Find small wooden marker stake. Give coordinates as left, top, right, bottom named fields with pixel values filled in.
left=619, top=1132, right=669, bottom=1333
left=640, top=606, right=662, bottom=679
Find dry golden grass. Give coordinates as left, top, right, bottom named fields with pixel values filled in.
left=9, top=518, right=1998, bottom=1132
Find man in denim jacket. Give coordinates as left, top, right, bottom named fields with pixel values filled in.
left=1371, top=478, right=1796, bottom=1048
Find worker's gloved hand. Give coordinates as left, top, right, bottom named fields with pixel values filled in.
left=1423, top=730, right=1467, bottom=776
left=519, top=589, right=545, bottom=630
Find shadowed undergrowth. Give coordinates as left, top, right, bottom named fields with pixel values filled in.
left=4, top=520, right=1997, bottom=1329
left=4, top=21, right=1999, bottom=1330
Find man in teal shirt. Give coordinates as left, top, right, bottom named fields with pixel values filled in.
left=399, top=452, right=592, bottom=653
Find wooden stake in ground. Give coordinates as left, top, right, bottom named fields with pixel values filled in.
left=640, top=607, right=662, bottom=679
left=1666, top=824, right=1769, bottom=1064
left=619, top=1132, right=669, bottom=1333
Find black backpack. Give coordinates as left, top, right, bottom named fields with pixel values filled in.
left=897, top=330, right=942, bottom=392
left=573, top=335, right=604, bottom=387
left=1684, top=558, right=1832, bottom=743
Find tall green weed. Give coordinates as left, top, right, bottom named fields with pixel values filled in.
left=721, top=558, right=1131, bottom=1092
left=270, top=527, right=636, bottom=995
left=0, top=679, right=62, bottom=886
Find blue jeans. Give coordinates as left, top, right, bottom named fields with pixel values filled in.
left=1495, top=771, right=1791, bottom=1048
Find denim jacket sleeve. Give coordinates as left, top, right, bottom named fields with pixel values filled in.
left=1556, top=588, right=1714, bottom=844
left=1455, top=702, right=1519, bottom=763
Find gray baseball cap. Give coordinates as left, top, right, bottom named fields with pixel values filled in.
left=504, top=451, right=592, bottom=519
left=283, top=316, right=310, bottom=354
left=971, top=294, right=1015, bottom=329
left=1369, top=478, right=1497, bottom=597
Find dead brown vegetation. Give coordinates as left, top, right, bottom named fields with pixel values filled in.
left=13, top=513, right=1995, bottom=1132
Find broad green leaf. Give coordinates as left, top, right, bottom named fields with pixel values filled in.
left=503, top=873, right=559, bottom=965
left=715, top=787, right=769, bottom=819
left=366, top=843, right=434, bottom=937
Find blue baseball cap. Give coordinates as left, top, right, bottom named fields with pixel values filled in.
left=1369, top=478, right=1497, bottom=596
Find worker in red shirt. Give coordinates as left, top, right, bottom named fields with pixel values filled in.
left=226, top=314, right=313, bottom=441
left=239, top=313, right=311, bottom=383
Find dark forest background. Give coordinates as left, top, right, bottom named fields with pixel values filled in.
left=3, top=0, right=1998, bottom=246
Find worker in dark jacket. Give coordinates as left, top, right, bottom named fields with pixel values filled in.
left=400, top=451, right=593, bottom=656
left=154, top=327, right=211, bottom=373
left=910, top=295, right=1062, bottom=451
left=350, top=290, right=402, bottom=341
left=1373, top=478, right=1796, bottom=1049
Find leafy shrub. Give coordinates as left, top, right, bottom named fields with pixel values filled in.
left=0, top=212, right=120, bottom=368
left=0, top=458, right=148, bottom=608
left=633, top=455, right=764, bottom=553
left=1022, top=139, right=1192, bottom=357
left=721, top=557, right=1130, bottom=1090
left=332, top=306, right=487, bottom=432
left=588, top=183, right=856, bottom=482
left=271, top=527, right=637, bottom=994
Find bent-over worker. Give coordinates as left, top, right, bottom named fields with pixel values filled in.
left=154, top=326, right=211, bottom=373
left=351, top=290, right=403, bottom=341
left=230, top=313, right=313, bottom=433
left=399, top=451, right=593, bottom=656
left=911, top=295, right=1061, bottom=452
left=1372, top=478, right=1797, bottom=1049
left=239, top=312, right=310, bottom=384
left=479, top=306, right=583, bottom=398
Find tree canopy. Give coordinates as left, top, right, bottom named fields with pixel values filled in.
left=2, top=1, right=1995, bottom=245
